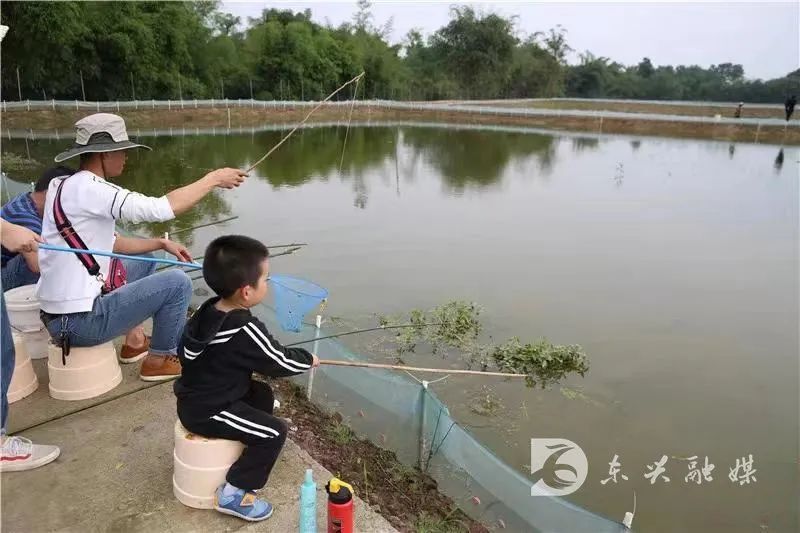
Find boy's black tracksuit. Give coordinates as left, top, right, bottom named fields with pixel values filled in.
left=174, top=297, right=313, bottom=490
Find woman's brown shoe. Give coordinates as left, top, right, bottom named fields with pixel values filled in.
left=119, top=336, right=150, bottom=364
left=139, top=354, right=181, bottom=382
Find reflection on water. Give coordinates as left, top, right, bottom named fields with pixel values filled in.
left=2, top=127, right=798, bottom=532
left=401, top=128, right=557, bottom=192
left=774, top=147, right=784, bottom=170
left=571, top=136, right=600, bottom=153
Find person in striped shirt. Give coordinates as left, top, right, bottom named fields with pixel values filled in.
left=1, top=166, right=74, bottom=290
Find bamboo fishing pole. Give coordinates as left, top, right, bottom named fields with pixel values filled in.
left=245, top=72, right=365, bottom=173
left=320, top=359, right=526, bottom=378
left=169, top=215, right=239, bottom=235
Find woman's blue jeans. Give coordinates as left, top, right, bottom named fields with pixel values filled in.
left=43, top=257, right=193, bottom=356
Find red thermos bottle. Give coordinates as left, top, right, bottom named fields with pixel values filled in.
left=326, top=477, right=354, bottom=533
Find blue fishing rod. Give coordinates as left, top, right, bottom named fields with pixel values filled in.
left=39, top=243, right=202, bottom=270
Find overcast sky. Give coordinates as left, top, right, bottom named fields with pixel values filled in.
left=221, top=1, right=799, bottom=80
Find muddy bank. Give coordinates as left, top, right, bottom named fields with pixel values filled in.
left=2, top=105, right=797, bottom=145
left=272, top=379, right=489, bottom=533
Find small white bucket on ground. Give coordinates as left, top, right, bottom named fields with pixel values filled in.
left=22, top=328, right=51, bottom=360
left=8, top=333, right=38, bottom=403
left=47, top=342, right=122, bottom=401
left=4, top=285, right=41, bottom=332
left=173, top=420, right=244, bottom=509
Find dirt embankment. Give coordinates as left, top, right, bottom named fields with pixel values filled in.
left=2, top=104, right=797, bottom=145
left=494, top=99, right=786, bottom=120
left=273, top=380, right=489, bottom=533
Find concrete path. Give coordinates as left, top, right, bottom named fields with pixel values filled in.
left=2, top=377, right=397, bottom=532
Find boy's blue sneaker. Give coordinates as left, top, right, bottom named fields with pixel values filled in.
left=214, top=484, right=274, bottom=522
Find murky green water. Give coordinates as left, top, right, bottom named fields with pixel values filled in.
left=3, top=126, right=798, bottom=532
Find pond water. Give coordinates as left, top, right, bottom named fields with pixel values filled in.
left=3, top=125, right=798, bottom=532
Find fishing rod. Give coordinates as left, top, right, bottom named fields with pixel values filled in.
left=285, top=322, right=446, bottom=347
left=319, top=359, right=526, bottom=379
left=246, top=72, right=365, bottom=173
left=156, top=255, right=204, bottom=271
left=168, top=215, right=239, bottom=236
left=157, top=244, right=307, bottom=272
left=39, top=243, right=202, bottom=270
left=42, top=239, right=303, bottom=274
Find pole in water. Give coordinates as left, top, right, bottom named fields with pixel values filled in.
left=307, top=314, right=322, bottom=399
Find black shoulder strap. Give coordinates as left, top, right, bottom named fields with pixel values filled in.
left=52, top=177, right=101, bottom=276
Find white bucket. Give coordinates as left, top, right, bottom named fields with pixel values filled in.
left=47, top=342, right=122, bottom=401
left=8, top=333, right=38, bottom=403
left=22, top=328, right=51, bottom=360
left=173, top=420, right=244, bottom=509
left=4, top=284, right=41, bottom=332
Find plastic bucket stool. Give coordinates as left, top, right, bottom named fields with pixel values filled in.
left=173, top=420, right=244, bottom=509
left=22, top=328, right=50, bottom=360
left=47, top=342, right=122, bottom=401
left=7, top=333, right=38, bottom=403
left=4, top=285, right=41, bottom=332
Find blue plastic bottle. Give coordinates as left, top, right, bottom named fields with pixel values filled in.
left=299, top=468, right=317, bottom=533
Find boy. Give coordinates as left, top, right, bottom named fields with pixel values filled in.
left=174, top=235, right=319, bottom=521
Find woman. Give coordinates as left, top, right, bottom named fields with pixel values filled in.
left=37, top=113, right=247, bottom=381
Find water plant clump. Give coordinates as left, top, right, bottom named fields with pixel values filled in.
left=379, top=301, right=589, bottom=388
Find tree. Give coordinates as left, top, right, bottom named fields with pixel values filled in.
left=430, top=6, right=517, bottom=98
left=213, top=12, right=241, bottom=37
left=538, top=25, right=571, bottom=64
left=0, top=2, right=795, bottom=103
left=507, top=37, right=564, bottom=97
left=637, top=57, right=654, bottom=78
left=567, top=52, right=614, bottom=97
left=710, top=63, right=744, bottom=84
left=352, top=0, right=373, bottom=33
left=0, top=2, right=90, bottom=99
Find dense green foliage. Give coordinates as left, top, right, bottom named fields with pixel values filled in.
left=1, top=1, right=796, bottom=103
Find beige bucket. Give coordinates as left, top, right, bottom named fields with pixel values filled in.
left=22, top=328, right=51, bottom=360
left=47, top=342, right=122, bottom=401
left=173, top=420, right=244, bottom=509
left=4, top=285, right=42, bottom=332
left=7, top=333, right=38, bottom=403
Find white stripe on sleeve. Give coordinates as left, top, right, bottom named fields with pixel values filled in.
left=247, top=323, right=311, bottom=369
left=243, top=325, right=308, bottom=373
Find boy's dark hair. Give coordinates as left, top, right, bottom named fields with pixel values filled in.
left=34, top=165, right=75, bottom=192
left=203, top=235, right=270, bottom=298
